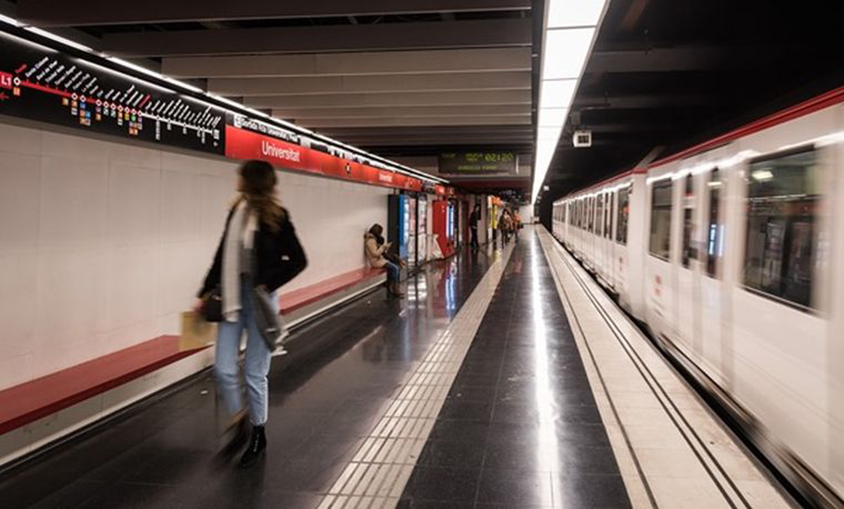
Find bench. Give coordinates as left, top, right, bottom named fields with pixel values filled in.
left=0, top=266, right=386, bottom=442
left=0, top=336, right=207, bottom=435
left=279, top=266, right=386, bottom=315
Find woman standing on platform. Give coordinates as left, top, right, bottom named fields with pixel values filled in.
left=196, top=160, right=307, bottom=468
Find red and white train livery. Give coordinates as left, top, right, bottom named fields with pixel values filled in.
left=552, top=87, right=844, bottom=504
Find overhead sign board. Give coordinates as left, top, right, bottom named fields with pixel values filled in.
left=0, top=30, right=225, bottom=154
left=439, top=152, right=518, bottom=174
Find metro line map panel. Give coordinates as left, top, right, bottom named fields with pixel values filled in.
left=0, top=30, right=224, bottom=154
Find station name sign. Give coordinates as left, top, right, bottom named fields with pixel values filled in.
left=439, top=152, right=518, bottom=174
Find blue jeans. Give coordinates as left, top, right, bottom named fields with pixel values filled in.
left=384, top=261, right=401, bottom=284
left=215, top=279, right=276, bottom=426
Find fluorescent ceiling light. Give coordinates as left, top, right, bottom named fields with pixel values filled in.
left=165, top=78, right=203, bottom=93
left=537, top=125, right=563, bottom=143
left=107, top=56, right=163, bottom=79
left=542, top=27, right=594, bottom=80
left=540, top=79, right=577, bottom=108
left=25, top=27, right=93, bottom=52
left=547, top=0, right=607, bottom=28
left=0, top=14, right=19, bottom=26
left=538, top=107, right=568, bottom=128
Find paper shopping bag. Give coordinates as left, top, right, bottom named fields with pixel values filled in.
left=179, top=311, right=216, bottom=351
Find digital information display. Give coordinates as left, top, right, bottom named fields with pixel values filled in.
left=0, top=29, right=225, bottom=154
left=439, top=152, right=518, bottom=174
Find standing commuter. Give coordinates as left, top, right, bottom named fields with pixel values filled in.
left=195, top=160, right=307, bottom=468
left=469, top=204, right=481, bottom=249
left=365, top=224, right=404, bottom=298
left=499, top=210, right=513, bottom=244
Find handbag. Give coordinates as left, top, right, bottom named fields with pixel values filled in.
left=179, top=311, right=216, bottom=351
left=201, top=286, right=223, bottom=322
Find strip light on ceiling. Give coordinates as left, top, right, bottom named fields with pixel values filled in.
left=532, top=0, right=608, bottom=205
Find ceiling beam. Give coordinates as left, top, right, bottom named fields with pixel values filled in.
left=243, top=90, right=531, bottom=109
left=300, top=115, right=531, bottom=128
left=208, top=71, right=531, bottom=96
left=162, top=47, right=531, bottom=78
left=273, top=104, right=529, bottom=120
left=17, top=0, right=531, bottom=26
left=101, top=19, right=532, bottom=57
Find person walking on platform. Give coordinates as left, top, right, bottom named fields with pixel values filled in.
left=365, top=224, right=405, bottom=298
left=499, top=210, right=513, bottom=244
left=196, top=160, right=307, bottom=468
left=469, top=204, right=480, bottom=249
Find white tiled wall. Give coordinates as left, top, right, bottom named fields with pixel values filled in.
left=0, top=121, right=390, bottom=389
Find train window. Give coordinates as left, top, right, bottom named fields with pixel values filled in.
left=649, top=179, right=673, bottom=260
left=588, top=197, right=593, bottom=233
left=706, top=169, right=723, bottom=277
left=596, top=195, right=604, bottom=236
left=743, top=149, right=820, bottom=309
left=593, top=197, right=598, bottom=234
left=600, top=194, right=606, bottom=238
left=577, top=198, right=583, bottom=230
left=681, top=174, right=695, bottom=268
left=617, top=186, right=630, bottom=245
left=576, top=201, right=580, bottom=228
left=606, top=192, right=614, bottom=239
left=582, top=200, right=585, bottom=230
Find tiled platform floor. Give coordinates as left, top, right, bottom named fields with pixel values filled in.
left=398, top=232, right=631, bottom=508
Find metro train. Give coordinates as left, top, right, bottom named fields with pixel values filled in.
left=551, top=87, right=844, bottom=505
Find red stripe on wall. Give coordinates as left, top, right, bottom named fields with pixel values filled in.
left=224, top=126, right=425, bottom=192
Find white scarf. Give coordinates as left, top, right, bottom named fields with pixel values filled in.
left=222, top=199, right=259, bottom=322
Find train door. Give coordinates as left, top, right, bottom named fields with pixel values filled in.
left=731, top=142, right=829, bottom=481
left=645, top=169, right=676, bottom=338
left=697, top=163, right=727, bottom=382
left=676, top=169, right=703, bottom=357
left=596, top=193, right=605, bottom=276
left=614, top=184, right=632, bottom=307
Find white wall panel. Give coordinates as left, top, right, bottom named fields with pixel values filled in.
left=0, top=121, right=392, bottom=389
left=0, top=153, right=41, bottom=254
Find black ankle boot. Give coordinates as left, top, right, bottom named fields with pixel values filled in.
left=239, top=425, right=266, bottom=468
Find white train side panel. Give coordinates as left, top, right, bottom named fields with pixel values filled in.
left=551, top=90, right=844, bottom=502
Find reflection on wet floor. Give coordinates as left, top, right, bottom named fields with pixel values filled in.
left=399, top=231, right=631, bottom=508
left=0, top=245, right=499, bottom=509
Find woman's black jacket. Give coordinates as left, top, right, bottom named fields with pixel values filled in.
left=198, top=206, right=307, bottom=297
